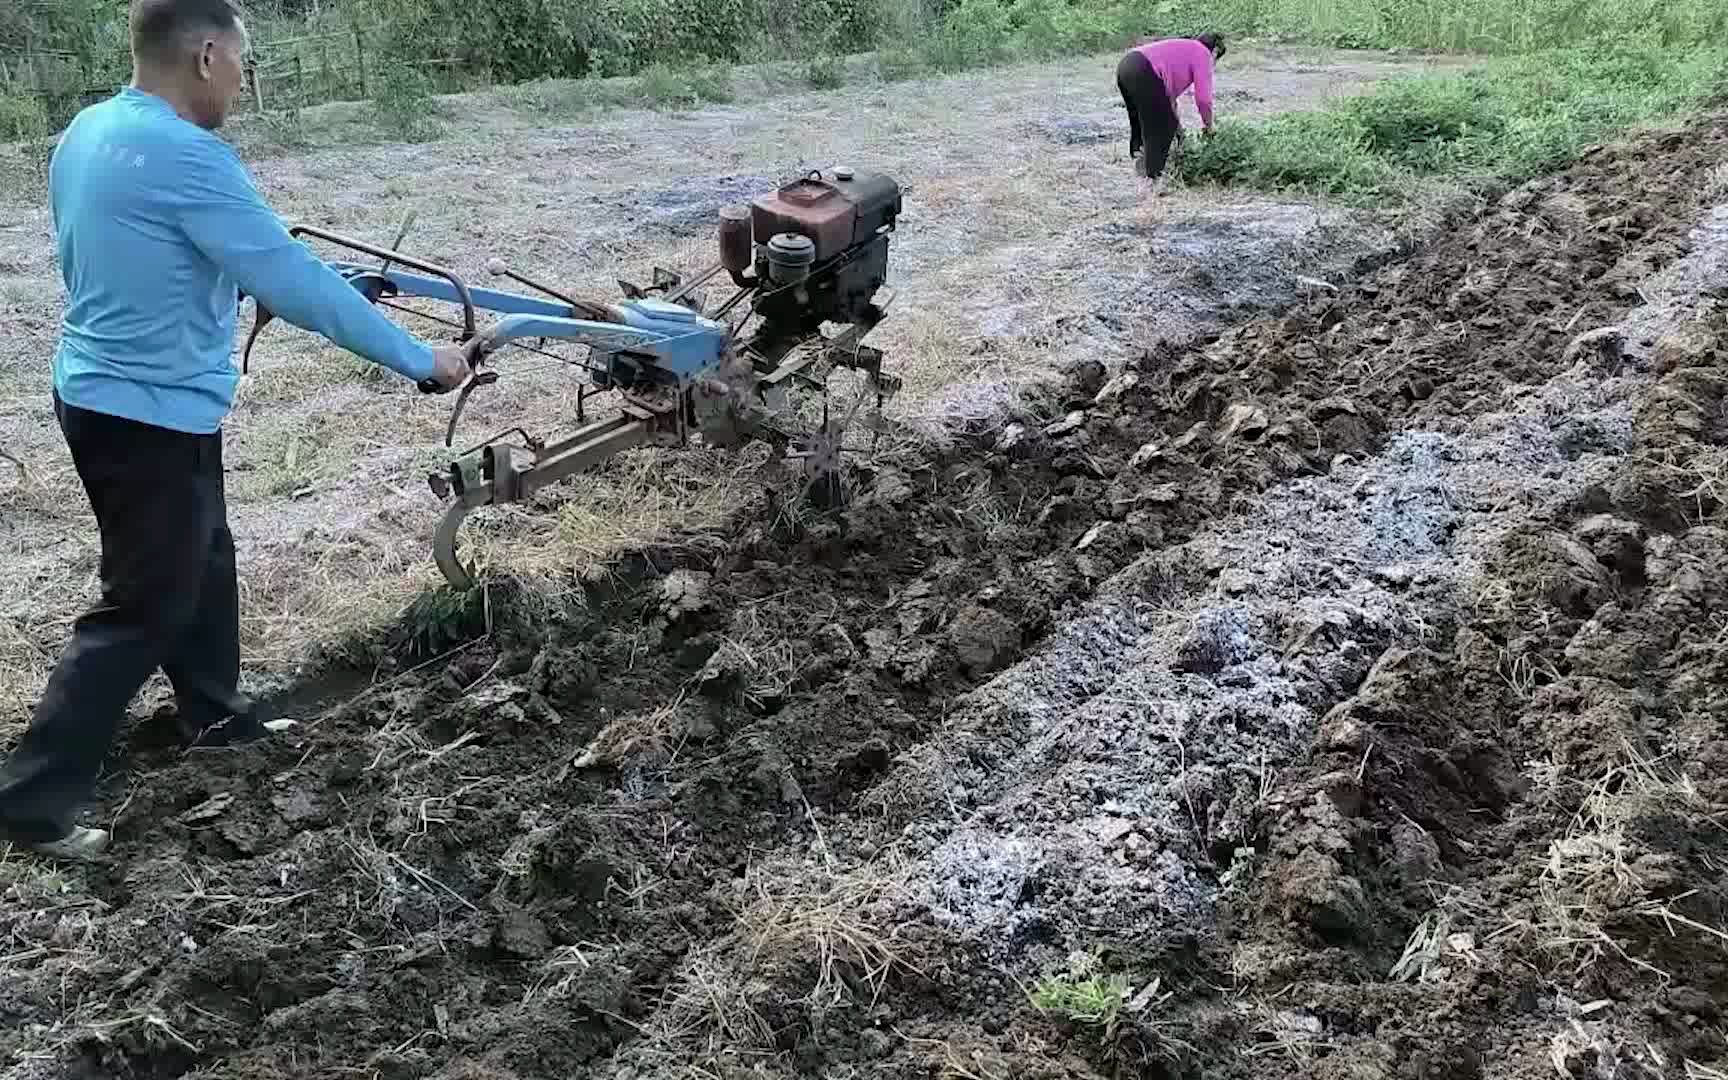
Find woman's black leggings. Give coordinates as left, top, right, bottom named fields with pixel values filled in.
left=1116, top=49, right=1179, bottom=179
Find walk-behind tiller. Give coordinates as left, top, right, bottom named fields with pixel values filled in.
left=243, top=168, right=905, bottom=590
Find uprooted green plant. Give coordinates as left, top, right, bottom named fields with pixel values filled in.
left=396, top=584, right=490, bottom=657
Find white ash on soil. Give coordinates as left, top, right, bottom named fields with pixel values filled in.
left=869, top=198, right=1728, bottom=977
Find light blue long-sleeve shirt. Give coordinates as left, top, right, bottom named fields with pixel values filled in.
left=48, top=86, right=435, bottom=434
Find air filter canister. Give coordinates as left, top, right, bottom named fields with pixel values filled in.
left=765, top=232, right=816, bottom=286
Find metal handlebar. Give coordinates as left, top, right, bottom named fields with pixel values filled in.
left=289, top=224, right=479, bottom=340
left=289, top=224, right=483, bottom=398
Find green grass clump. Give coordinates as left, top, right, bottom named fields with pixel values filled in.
left=1177, top=43, right=1728, bottom=199
left=1029, top=969, right=1132, bottom=1032
left=397, top=585, right=488, bottom=657
left=1254, top=0, right=1728, bottom=54
left=502, top=76, right=638, bottom=118
left=875, top=46, right=930, bottom=82
left=804, top=53, right=847, bottom=89
left=633, top=62, right=735, bottom=109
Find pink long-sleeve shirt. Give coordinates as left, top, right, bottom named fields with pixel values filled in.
left=1135, top=38, right=1216, bottom=127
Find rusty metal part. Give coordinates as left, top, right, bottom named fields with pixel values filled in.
left=752, top=174, right=853, bottom=257
left=432, top=412, right=661, bottom=589
left=719, top=205, right=753, bottom=284
left=750, top=169, right=901, bottom=265
left=665, top=263, right=725, bottom=310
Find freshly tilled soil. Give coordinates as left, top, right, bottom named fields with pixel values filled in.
left=3, top=118, right=1727, bottom=1080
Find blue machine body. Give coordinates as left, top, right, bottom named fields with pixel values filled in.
left=326, top=261, right=730, bottom=385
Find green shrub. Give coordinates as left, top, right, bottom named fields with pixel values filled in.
left=372, top=64, right=446, bottom=142
left=920, top=0, right=1016, bottom=71
left=804, top=53, right=847, bottom=88
left=1002, top=0, right=1137, bottom=59
left=371, top=0, right=601, bottom=82
left=591, top=0, right=757, bottom=72
left=0, top=92, right=48, bottom=142
left=633, top=62, right=734, bottom=109
left=750, top=0, right=891, bottom=60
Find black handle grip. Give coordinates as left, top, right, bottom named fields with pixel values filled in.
left=418, top=329, right=496, bottom=394
left=421, top=369, right=498, bottom=395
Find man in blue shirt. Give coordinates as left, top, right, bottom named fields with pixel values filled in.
left=0, top=0, right=475, bottom=861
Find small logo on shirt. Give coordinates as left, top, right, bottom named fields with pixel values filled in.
left=98, top=142, right=147, bottom=168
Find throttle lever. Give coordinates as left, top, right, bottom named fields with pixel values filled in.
left=442, top=371, right=499, bottom=446
left=430, top=329, right=504, bottom=445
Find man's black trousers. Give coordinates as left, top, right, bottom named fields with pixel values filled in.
left=0, top=395, right=253, bottom=843
left=1117, top=49, right=1180, bottom=179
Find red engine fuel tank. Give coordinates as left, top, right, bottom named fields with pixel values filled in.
left=749, top=168, right=902, bottom=262
left=751, top=176, right=852, bottom=259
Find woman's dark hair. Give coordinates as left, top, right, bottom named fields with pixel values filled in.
left=1196, top=31, right=1226, bottom=59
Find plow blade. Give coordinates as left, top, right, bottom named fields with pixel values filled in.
left=431, top=416, right=656, bottom=590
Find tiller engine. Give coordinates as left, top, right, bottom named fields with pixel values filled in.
left=245, top=168, right=904, bottom=590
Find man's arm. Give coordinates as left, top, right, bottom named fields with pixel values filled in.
left=171, top=138, right=436, bottom=382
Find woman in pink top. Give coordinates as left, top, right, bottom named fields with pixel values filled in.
left=1115, top=32, right=1226, bottom=182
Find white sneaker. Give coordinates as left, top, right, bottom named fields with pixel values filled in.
left=16, top=826, right=111, bottom=862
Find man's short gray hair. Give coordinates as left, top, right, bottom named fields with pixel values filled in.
left=130, top=0, right=244, bottom=65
